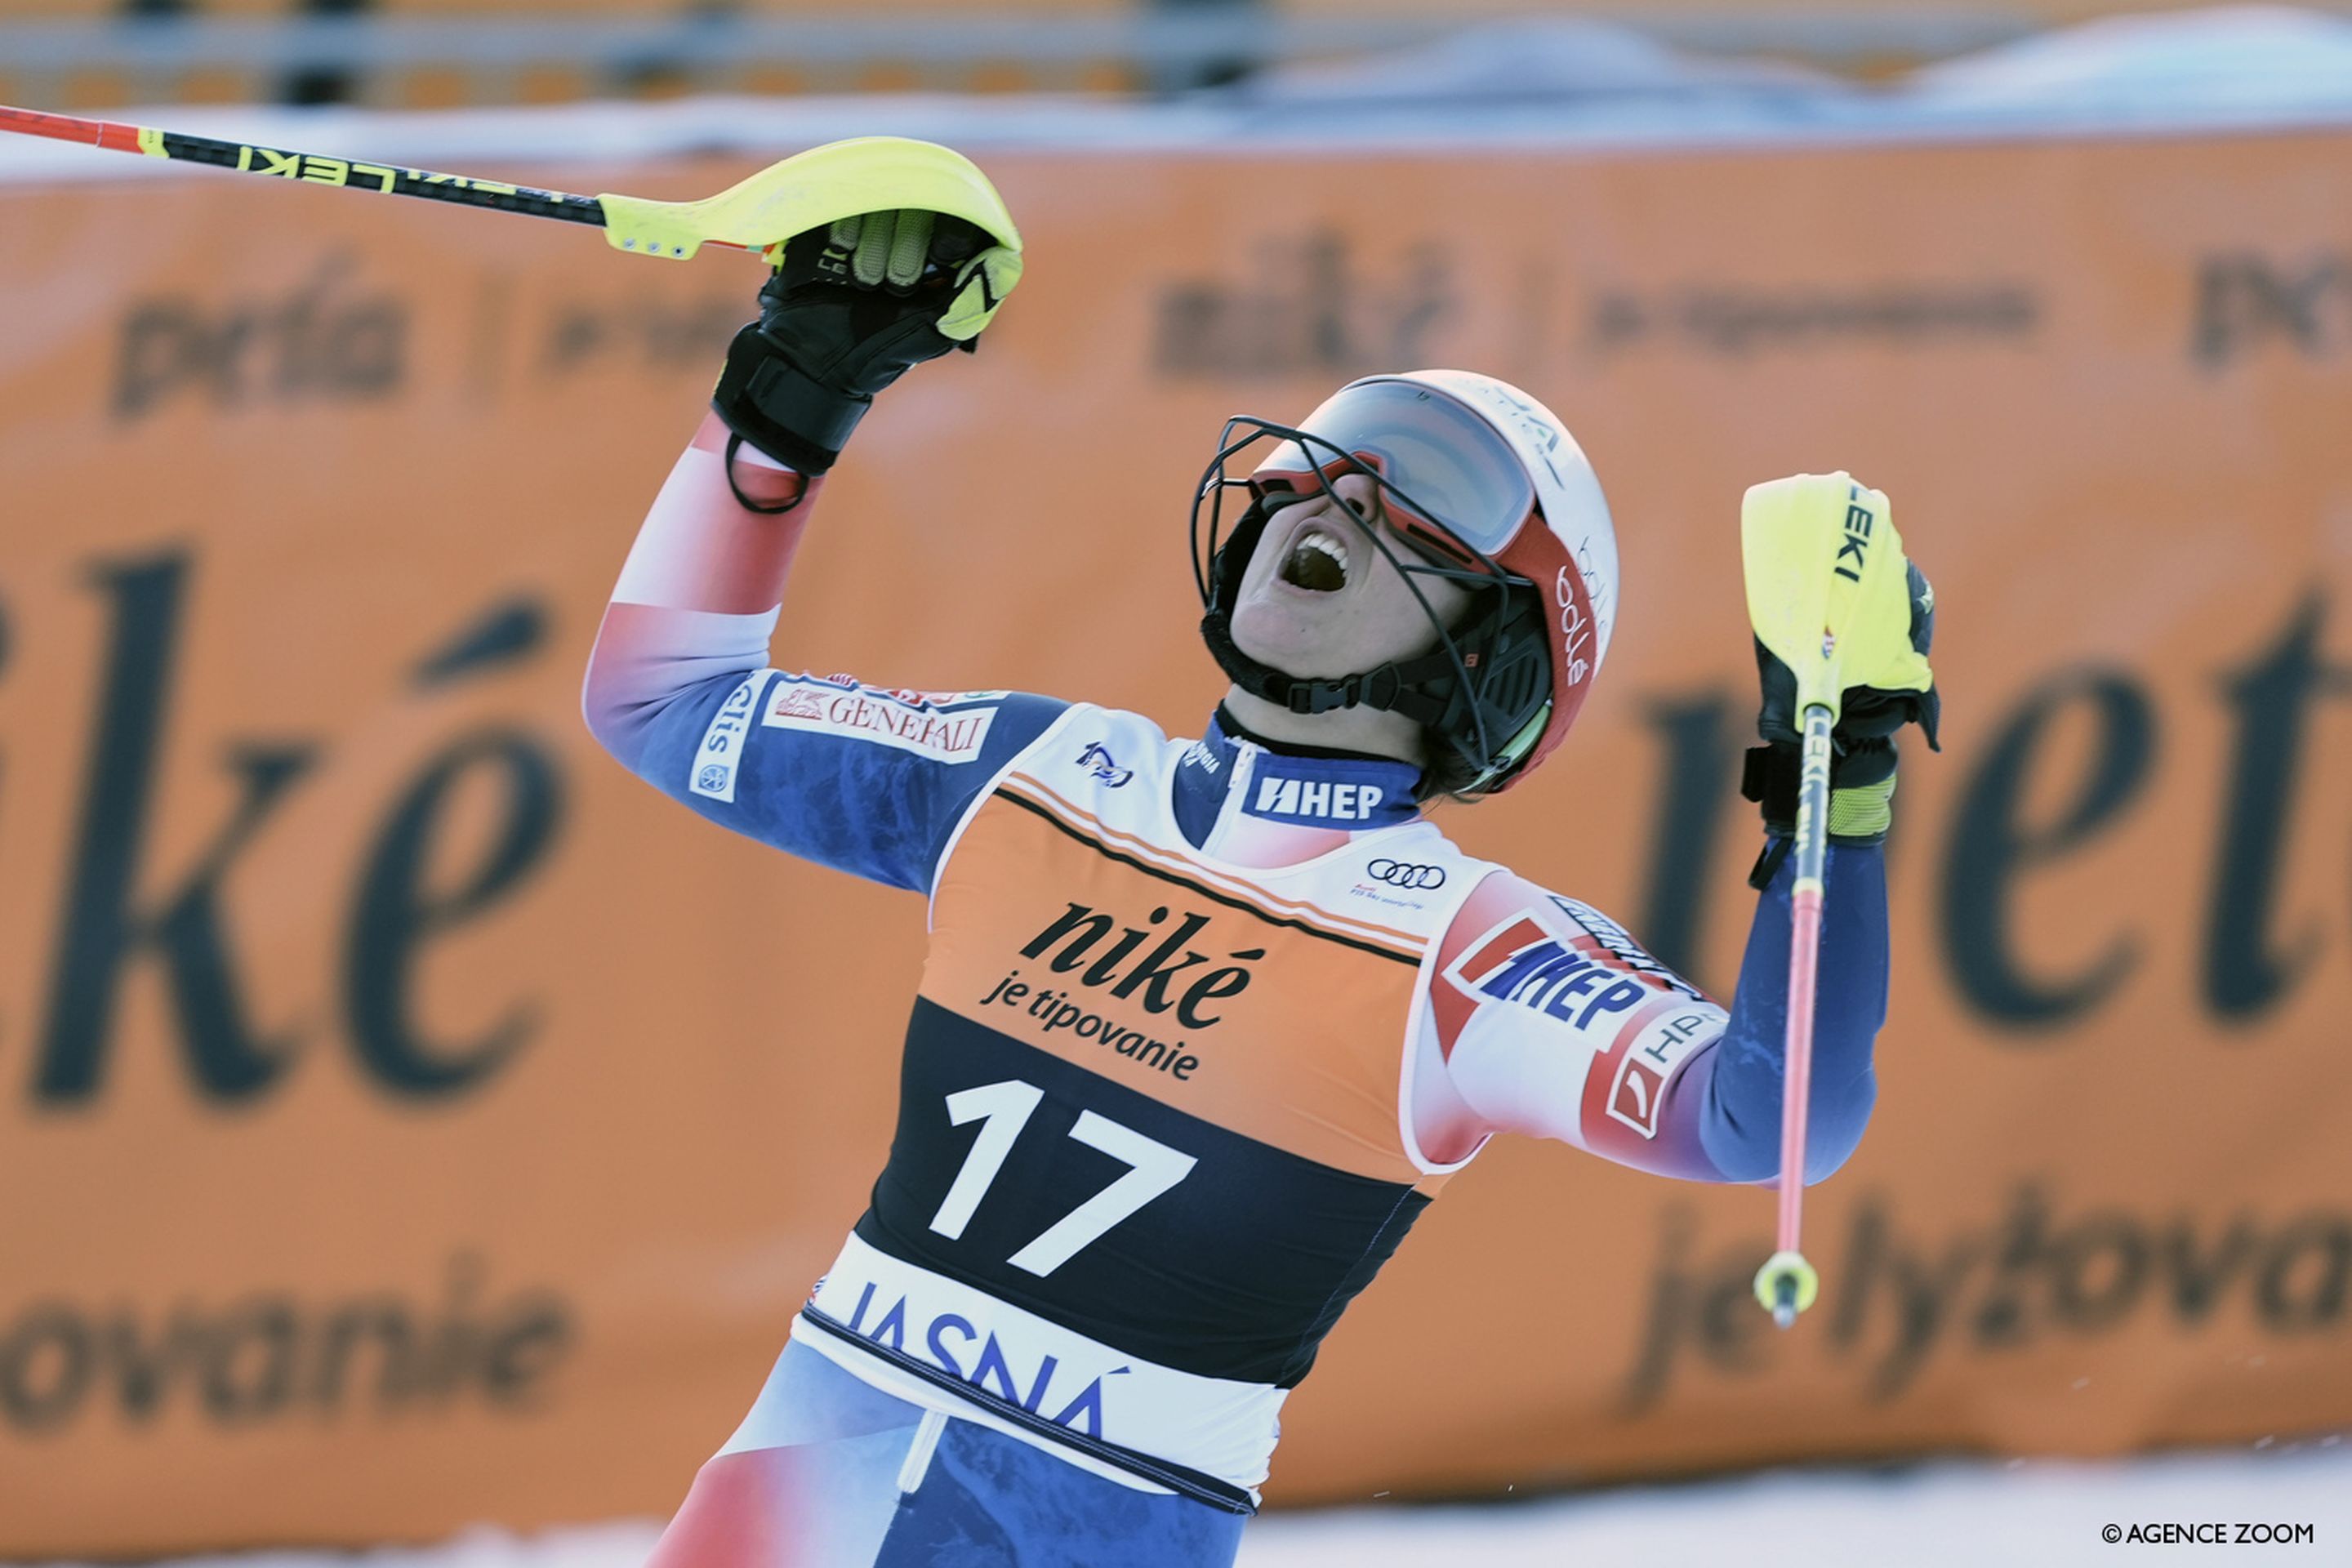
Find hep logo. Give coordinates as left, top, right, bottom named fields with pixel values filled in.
left=1443, top=914, right=1649, bottom=1031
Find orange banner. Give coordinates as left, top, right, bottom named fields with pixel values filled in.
left=2, top=126, right=2349, bottom=1556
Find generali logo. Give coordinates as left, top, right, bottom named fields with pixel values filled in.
left=760, top=678, right=996, bottom=764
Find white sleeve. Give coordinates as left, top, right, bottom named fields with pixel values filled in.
left=1430, top=873, right=1731, bottom=1176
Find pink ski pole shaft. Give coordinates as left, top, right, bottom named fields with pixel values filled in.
left=1754, top=702, right=1833, bottom=1328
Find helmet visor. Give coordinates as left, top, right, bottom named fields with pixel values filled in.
left=1254, top=379, right=1535, bottom=561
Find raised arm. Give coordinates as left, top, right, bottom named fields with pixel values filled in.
left=581, top=418, right=1067, bottom=891
left=582, top=191, right=1059, bottom=893
left=1427, top=858, right=1882, bottom=1185
left=1424, top=477, right=1940, bottom=1186
left=581, top=412, right=814, bottom=767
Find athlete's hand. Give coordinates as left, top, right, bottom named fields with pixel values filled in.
left=713, top=209, right=1022, bottom=475
left=1740, top=473, right=1940, bottom=852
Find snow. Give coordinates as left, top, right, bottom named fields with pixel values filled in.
left=1909, top=5, right=2352, bottom=115
left=1241, top=1446, right=2352, bottom=1566
left=20, top=1445, right=2350, bottom=1568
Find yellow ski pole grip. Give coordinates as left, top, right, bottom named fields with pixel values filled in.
left=596, top=136, right=1022, bottom=265
left=1741, top=471, right=1897, bottom=726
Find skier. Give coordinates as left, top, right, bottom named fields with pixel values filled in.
left=584, top=191, right=1938, bottom=1567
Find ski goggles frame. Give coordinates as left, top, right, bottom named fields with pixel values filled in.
left=1189, top=413, right=1541, bottom=775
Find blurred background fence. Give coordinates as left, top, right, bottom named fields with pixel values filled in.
left=0, top=0, right=2299, bottom=111
left=3, top=2, right=2352, bottom=1561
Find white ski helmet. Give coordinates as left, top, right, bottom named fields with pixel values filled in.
left=1192, top=369, right=1618, bottom=794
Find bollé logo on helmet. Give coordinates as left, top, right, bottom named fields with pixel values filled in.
left=1556, top=568, right=1595, bottom=688
left=1019, top=902, right=1263, bottom=1029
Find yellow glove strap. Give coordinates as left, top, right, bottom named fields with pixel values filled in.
left=1827, top=773, right=1897, bottom=840
left=938, top=246, right=1022, bottom=341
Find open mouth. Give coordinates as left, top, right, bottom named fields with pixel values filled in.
left=1277, top=527, right=1351, bottom=593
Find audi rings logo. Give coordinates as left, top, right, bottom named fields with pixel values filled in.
left=1366, top=859, right=1446, bottom=890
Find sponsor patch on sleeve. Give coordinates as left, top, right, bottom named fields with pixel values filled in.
left=1444, top=899, right=1727, bottom=1142
left=1547, top=896, right=1707, bottom=1000
left=761, top=676, right=999, bottom=763
left=1442, top=911, right=1655, bottom=1031
left=690, top=671, right=774, bottom=803
left=1601, top=1001, right=1728, bottom=1140
left=898, top=688, right=1010, bottom=708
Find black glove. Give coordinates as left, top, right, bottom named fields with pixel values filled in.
left=712, top=210, right=994, bottom=483
left=1743, top=558, right=1940, bottom=874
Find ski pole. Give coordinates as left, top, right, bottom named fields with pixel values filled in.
left=0, top=105, right=1020, bottom=265
left=1753, top=699, right=1832, bottom=1330
left=1740, top=471, right=1892, bottom=1330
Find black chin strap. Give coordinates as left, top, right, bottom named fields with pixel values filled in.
left=1198, top=608, right=1458, bottom=726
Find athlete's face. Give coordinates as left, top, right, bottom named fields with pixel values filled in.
left=1227, top=473, right=1474, bottom=679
